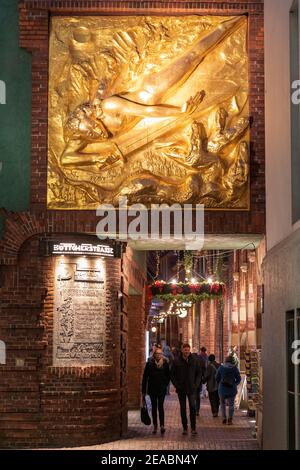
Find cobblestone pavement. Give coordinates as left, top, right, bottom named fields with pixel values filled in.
left=74, top=392, right=260, bottom=451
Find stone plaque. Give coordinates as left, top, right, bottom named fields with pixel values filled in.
left=74, top=271, right=104, bottom=282
left=53, top=257, right=107, bottom=366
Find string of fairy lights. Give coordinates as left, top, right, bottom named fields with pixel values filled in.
left=149, top=250, right=218, bottom=331
left=149, top=244, right=256, bottom=333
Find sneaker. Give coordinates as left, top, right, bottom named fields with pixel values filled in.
left=222, top=418, right=227, bottom=425
left=160, top=426, right=166, bottom=434
left=213, top=414, right=218, bottom=418
left=191, top=429, right=198, bottom=435
left=227, top=418, right=233, bottom=425
left=182, top=428, right=188, bottom=435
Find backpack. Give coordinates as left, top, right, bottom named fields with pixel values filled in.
left=221, top=369, right=235, bottom=387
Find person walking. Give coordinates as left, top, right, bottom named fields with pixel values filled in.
left=142, top=347, right=170, bottom=434
left=192, top=347, right=206, bottom=416
left=199, top=347, right=209, bottom=366
left=171, top=345, right=180, bottom=360
left=216, top=355, right=241, bottom=425
left=163, top=345, right=174, bottom=395
left=170, top=343, right=202, bottom=435
left=204, top=354, right=221, bottom=417
left=199, top=347, right=209, bottom=398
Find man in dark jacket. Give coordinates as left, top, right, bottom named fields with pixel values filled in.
left=204, top=354, right=220, bottom=417
left=170, top=343, right=202, bottom=435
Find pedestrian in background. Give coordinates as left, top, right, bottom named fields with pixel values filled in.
left=163, top=345, right=174, bottom=394
left=204, top=354, right=220, bottom=417
left=192, top=347, right=206, bottom=416
left=216, top=355, right=241, bottom=425
left=199, top=346, right=208, bottom=398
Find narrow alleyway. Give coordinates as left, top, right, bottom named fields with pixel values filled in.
left=74, top=392, right=259, bottom=450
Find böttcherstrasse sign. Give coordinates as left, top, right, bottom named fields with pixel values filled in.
left=52, top=242, right=114, bottom=257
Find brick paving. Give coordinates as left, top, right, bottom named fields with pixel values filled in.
left=72, top=391, right=259, bottom=450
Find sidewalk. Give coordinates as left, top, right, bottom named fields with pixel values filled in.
left=74, top=392, right=260, bottom=450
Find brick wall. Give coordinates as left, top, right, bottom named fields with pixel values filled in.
left=0, top=214, right=146, bottom=447
left=0, top=234, right=124, bottom=447
left=127, top=296, right=145, bottom=408
left=122, top=248, right=146, bottom=409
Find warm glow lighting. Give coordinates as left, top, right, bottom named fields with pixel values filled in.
left=151, top=326, right=157, bottom=333
left=178, top=308, right=188, bottom=319
left=171, top=279, right=177, bottom=285
left=78, top=257, right=89, bottom=268
left=191, top=278, right=196, bottom=284
left=138, top=91, right=152, bottom=102
left=207, top=277, right=213, bottom=284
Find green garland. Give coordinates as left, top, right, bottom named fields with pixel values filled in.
left=153, top=293, right=223, bottom=303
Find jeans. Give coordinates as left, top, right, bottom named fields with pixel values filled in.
left=149, top=394, right=166, bottom=427
left=208, top=390, right=220, bottom=416
left=219, top=395, right=235, bottom=419
left=178, top=392, right=197, bottom=430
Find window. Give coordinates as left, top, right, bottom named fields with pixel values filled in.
left=290, top=0, right=300, bottom=224
left=286, top=310, right=300, bottom=450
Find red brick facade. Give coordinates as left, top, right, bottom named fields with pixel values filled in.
left=0, top=234, right=122, bottom=447
left=0, top=212, right=146, bottom=448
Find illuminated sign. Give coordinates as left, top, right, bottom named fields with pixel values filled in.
left=52, top=243, right=114, bottom=257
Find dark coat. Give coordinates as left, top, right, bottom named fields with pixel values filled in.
left=204, top=360, right=220, bottom=393
left=192, top=353, right=206, bottom=389
left=216, top=363, right=241, bottom=398
left=170, top=353, right=202, bottom=395
left=142, top=357, right=170, bottom=396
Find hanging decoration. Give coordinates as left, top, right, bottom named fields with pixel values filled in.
left=183, top=251, right=193, bottom=277
left=150, top=300, right=193, bottom=325
left=148, top=280, right=225, bottom=303
left=155, top=251, right=161, bottom=280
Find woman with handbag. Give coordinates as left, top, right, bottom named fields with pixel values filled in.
left=142, top=347, right=170, bottom=434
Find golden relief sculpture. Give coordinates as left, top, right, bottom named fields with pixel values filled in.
left=48, top=15, right=250, bottom=209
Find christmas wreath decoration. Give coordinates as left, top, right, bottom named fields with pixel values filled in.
left=148, top=280, right=225, bottom=303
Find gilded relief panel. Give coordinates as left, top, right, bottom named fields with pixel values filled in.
left=48, top=16, right=249, bottom=209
